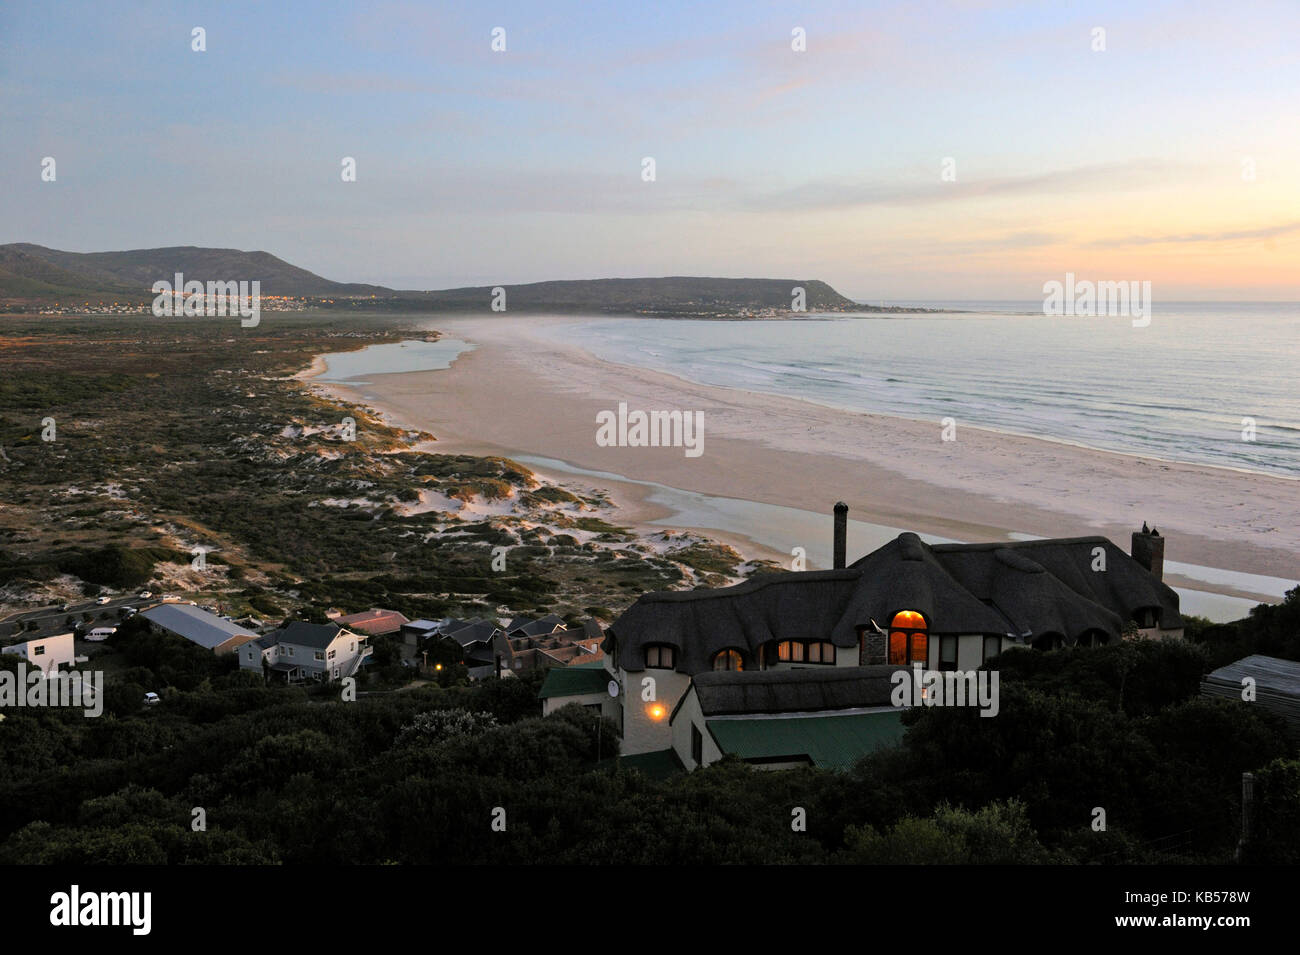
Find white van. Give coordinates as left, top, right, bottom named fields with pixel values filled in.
left=87, top=627, right=117, bottom=642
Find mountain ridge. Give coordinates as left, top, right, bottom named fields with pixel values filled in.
left=0, top=243, right=861, bottom=314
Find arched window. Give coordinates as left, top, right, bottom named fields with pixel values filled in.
left=713, top=649, right=744, bottom=671
left=777, top=640, right=804, bottom=662
left=888, top=610, right=928, bottom=665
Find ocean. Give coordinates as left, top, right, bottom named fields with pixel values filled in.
left=530, top=303, right=1299, bottom=479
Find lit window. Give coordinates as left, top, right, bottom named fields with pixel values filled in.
left=645, top=644, right=676, bottom=669
left=777, top=641, right=804, bottom=662
left=888, top=610, right=928, bottom=665
left=713, top=649, right=743, bottom=671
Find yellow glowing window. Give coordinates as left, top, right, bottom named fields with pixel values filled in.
left=777, top=641, right=804, bottom=662
left=713, top=649, right=743, bottom=671
left=888, top=610, right=928, bottom=665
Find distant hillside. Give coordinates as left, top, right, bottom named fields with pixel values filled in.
left=0, top=244, right=860, bottom=315
left=400, top=276, right=856, bottom=313
left=0, top=244, right=389, bottom=300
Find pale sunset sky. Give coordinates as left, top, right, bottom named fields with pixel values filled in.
left=1, top=0, right=1297, bottom=300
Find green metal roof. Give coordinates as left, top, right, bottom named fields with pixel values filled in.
left=705, top=710, right=906, bottom=771
left=539, top=665, right=610, bottom=699
left=616, top=748, right=683, bottom=779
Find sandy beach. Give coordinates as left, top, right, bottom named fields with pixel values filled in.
left=303, top=315, right=1298, bottom=593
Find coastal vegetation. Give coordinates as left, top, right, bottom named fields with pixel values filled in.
left=0, top=313, right=744, bottom=621
left=0, top=620, right=1295, bottom=864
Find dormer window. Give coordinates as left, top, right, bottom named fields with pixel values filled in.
left=777, top=640, right=835, bottom=664
left=888, top=610, right=928, bottom=665
left=712, top=649, right=744, bottom=671
left=645, top=644, right=676, bottom=669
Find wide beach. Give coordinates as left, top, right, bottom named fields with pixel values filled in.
left=305, top=315, right=1299, bottom=606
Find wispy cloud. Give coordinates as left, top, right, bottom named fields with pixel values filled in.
left=736, top=160, right=1202, bottom=212
left=1089, top=221, right=1300, bottom=247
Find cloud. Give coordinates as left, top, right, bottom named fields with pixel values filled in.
left=739, top=159, right=1201, bottom=212
left=1088, top=221, right=1300, bottom=247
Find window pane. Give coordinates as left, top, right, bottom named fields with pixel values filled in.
left=940, top=636, right=957, bottom=663
left=792, top=641, right=805, bottom=661
left=889, top=632, right=907, bottom=665
left=910, top=633, right=928, bottom=664
left=983, top=636, right=1000, bottom=663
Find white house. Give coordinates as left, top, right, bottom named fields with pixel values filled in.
left=239, top=621, right=371, bottom=682
left=2, top=632, right=76, bottom=676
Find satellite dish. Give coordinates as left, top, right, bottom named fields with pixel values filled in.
left=607, top=680, right=619, bottom=698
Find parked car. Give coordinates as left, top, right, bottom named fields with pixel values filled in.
left=138, top=591, right=153, bottom=599
left=143, top=692, right=160, bottom=706
left=96, top=596, right=111, bottom=605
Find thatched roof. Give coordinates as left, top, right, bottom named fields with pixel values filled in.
left=610, top=532, right=1181, bottom=673
left=686, top=665, right=906, bottom=717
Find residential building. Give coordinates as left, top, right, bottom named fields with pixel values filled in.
left=335, top=608, right=409, bottom=636
left=671, top=667, right=909, bottom=770
left=544, top=505, right=1184, bottom=759
left=239, top=621, right=371, bottom=682
left=2, top=632, right=76, bottom=676
left=1202, top=654, right=1300, bottom=743
left=139, top=603, right=258, bottom=654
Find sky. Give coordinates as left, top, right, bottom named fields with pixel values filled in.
left=1, top=0, right=1297, bottom=300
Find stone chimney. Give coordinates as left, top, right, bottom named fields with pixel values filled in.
left=1131, top=524, right=1165, bottom=581
left=833, top=502, right=848, bottom=569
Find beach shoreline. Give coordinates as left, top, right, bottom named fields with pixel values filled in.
left=300, top=315, right=1299, bottom=588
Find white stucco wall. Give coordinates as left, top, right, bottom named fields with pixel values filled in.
left=619, top=666, right=691, bottom=755
left=670, top=689, right=723, bottom=769
left=2, top=632, right=75, bottom=674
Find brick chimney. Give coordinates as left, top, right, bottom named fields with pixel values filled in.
left=1131, top=524, right=1165, bottom=581
left=833, top=502, right=848, bottom=569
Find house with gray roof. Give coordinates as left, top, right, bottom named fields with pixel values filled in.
left=548, top=506, right=1183, bottom=757
left=139, top=603, right=257, bottom=654
left=238, top=621, right=371, bottom=682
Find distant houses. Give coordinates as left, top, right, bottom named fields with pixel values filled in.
left=542, top=506, right=1186, bottom=767
left=239, top=621, right=371, bottom=683
left=139, top=603, right=258, bottom=654
left=402, top=614, right=604, bottom=677
left=2, top=632, right=76, bottom=676
left=333, top=608, right=409, bottom=637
